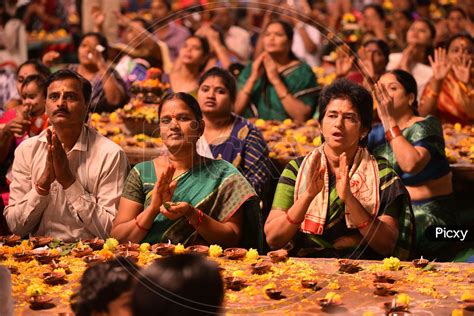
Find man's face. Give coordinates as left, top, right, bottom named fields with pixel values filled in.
left=46, top=78, right=87, bottom=127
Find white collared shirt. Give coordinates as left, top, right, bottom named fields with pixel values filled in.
left=4, top=125, right=129, bottom=242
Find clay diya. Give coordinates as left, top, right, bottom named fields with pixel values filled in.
left=71, top=246, right=93, bottom=258
left=82, top=238, right=105, bottom=250
left=265, top=288, right=285, bottom=300
left=116, top=241, right=140, bottom=252
left=251, top=261, right=272, bottom=275
left=2, top=234, right=21, bottom=246
left=83, top=254, right=107, bottom=265
left=224, top=277, right=247, bottom=291
left=42, top=271, right=67, bottom=285
left=115, top=250, right=140, bottom=263
left=29, top=295, right=54, bottom=310
left=267, top=249, right=289, bottom=263
left=373, top=283, right=397, bottom=296
left=6, top=265, right=18, bottom=274
left=35, top=250, right=60, bottom=265
left=301, top=280, right=322, bottom=291
left=338, top=259, right=362, bottom=274
left=151, top=243, right=175, bottom=256
left=373, top=272, right=396, bottom=284
left=464, top=303, right=474, bottom=312
left=13, top=250, right=33, bottom=262
left=318, top=298, right=343, bottom=309
left=185, top=245, right=209, bottom=256
left=382, top=299, right=409, bottom=314
left=49, top=260, right=72, bottom=274
left=223, top=248, right=247, bottom=260
left=29, top=235, right=53, bottom=248
left=412, top=256, right=429, bottom=269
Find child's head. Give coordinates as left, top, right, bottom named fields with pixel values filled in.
left=20, top=75, right=47, bottom=117
left=71, top=257, right=139, bottom=316
left=132, top=253, right=224, bottom=316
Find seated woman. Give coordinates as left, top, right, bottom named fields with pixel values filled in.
left=386, top=18, right=436, bottom=99
left=43, top=32, right=128, bottom=112
left=236, top=20, right=318, bottom=122
left=265, top=79, right=414, bottom=260
left=167, top=36, right=210, bottom=97
left=132, top=253, right=223, bottom=316
left=109, top=17, right=163, bottom=89
left=369, top=70, right=456, bottom=260
left=111, top=92, right=263, bottom=250
left=196, top=67, right=276, bottom=201
left=419, top=34, right=473, bottom=124
left=71, top=257, right=138, bottom=316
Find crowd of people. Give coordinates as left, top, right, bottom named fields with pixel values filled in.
left=0, top=0, right=473, bottom=313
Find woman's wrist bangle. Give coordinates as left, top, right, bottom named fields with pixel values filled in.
left=286, top=212, right=303, bottom=226
left=135, top=216, right=150, bottom=232
left=35, top=182, right=50, bottom=195
left=385, top=126, right=402, bottom=142
left=356, top=217, right=373, bottom=230
left=189, top=208, right=204, bottom=229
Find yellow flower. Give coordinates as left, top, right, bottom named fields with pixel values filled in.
left=139, top=243, right=150, bottom=253
left=396, top=293, right=411, bottom=306
left=461, top=291, right=474, bottom=302
left=53, top=268, right=66, bottom=275
left=454, top=123, right=462, bottom=132
left=255, top=119, right=266, bottom=128
left=174, top=243, right=185, bottom=254
left=383, top=257, right=401, bottom=271
left=269, top=152, right=277, bottom=158
left=245, top=248, right=259, bottom=261
left=313, top=136, right=322, bottom=147
left=325, top=292, right=342, bottom=304
left=327, top=281, right=340, bottom=290
left=90, top=113, right=101, bottom=122
left=363, top=312, right=375, bottom=316
left=452, top=309, right=464, bottom=316
left=348, top=34, right=359, bottom=42
left=26, top=284, right=46, bottom=297
left=209, top=245, right=223, bottom=258
left=232, top=270, right=246, bottom=278
left=342, top=13, right=356, bottom=23
left=283, top=118, right=293, bottom=126
left=103, top=238, right=119, bottom=251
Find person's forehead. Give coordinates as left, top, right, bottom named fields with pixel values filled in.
left=161, top=100, right=193, bottom=114
left=18, top=64, right=37, bottom=76
left=365, top=43, right=382, bottom=52
left=202, top=76, right=225, bottom=87
left=48, top=78, right=81, bottom=92
left=327, top=99, right=356, bottom=112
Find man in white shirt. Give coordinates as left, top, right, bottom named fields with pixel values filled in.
left=4, top=69, right=129, bottom=241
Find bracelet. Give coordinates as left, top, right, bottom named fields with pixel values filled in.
left=135, top=216, right=150, bottom=232
left=356, top=217, right=373, bottom=230
left=385, top=126, right=402, bottom=142
left=279, top=90, right=289, bottom=100
left=35, top=182, right=50, bottom=195
left=286, top=212, right=303, bottom=226
left=189, top=208, right=204, bottom=229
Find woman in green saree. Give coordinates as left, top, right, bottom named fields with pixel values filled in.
left=369, top=70, right=456, bottom=260
left=265, top=79, right=415, bottom=260
left=111, top=93, right=263, bottom=250
left=235, top=20, right=318, bottom=122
